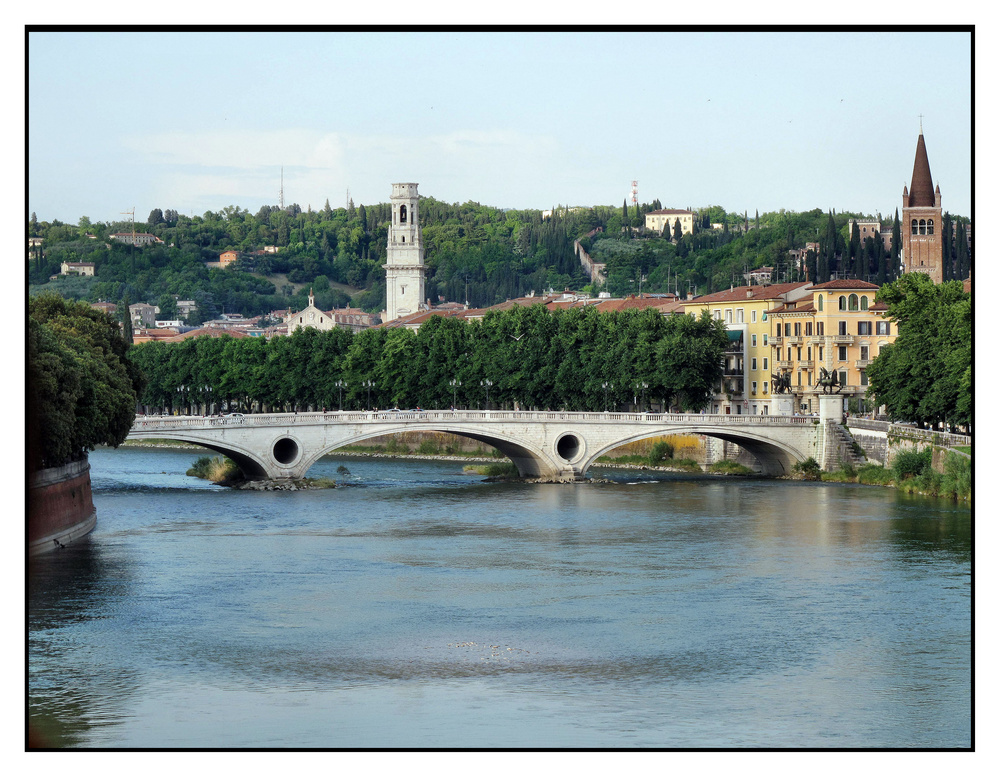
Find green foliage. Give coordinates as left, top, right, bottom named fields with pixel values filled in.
left=186, top=455, right=239, bottom=482
left=708, top=460, right=754, bottom=475
left=28, top=293, right=146, bottom=469
left=866, top=273, right=971, bottom=428
left=792, top=456, right=822, bottom=480
left=130, top=305, right=728, bottom=415
left=891, top=447, right=932, bottom=480
left=647, top=440, right=675, bottom=465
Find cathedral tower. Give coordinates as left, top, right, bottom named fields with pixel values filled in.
left=901, top=129, right=943, bottom=282
left=384, top=182, right=426, bottom=321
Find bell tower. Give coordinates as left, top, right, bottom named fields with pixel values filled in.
left=901, top=127, right=943, bottom=282
left=385, top=182, right=426, bottom=321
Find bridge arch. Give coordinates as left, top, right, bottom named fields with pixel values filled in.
left=127, top=431, right=276, bottom=480
left=583, top=425, right=809, bottom=477
left=299, top=424, right=571, bottom=480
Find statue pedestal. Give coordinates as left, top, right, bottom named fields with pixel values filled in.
left=819, top=394, right=843, bottom=423
left=773, top=395, right=794, bottom=416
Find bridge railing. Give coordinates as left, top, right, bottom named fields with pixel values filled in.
left=131, top=410, right=817, bottom=431
left=846, top=417, right=970, bottom=447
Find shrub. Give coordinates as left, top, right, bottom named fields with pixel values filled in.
left=891, top=447, right=932, bottom=480
left=708, top=460, right=754, bottom=475
left=647, top=440, right=675, bottom=465
left=416, top=440, right=440, bottom=455
left=186, top=455, right=240, bottom=482
left=792, top=457, right=822, bottom=480
left=857, top=464, right=893, bottom=485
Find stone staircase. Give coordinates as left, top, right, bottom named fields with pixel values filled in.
left=822, top=422, right=868, bottom=470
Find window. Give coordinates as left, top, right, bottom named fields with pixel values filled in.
left=784, top=323, right=791, bottom=337
left=876, top=321, right=890, bottom=335
left=860, top=296, right=869, bottom=311
left=817, top=295, right=824, bottom=311
left=838, top=321, right=848, bottom=336
left=762, top=312, right=767, bottom=322
left=817, top=322, right=824, bottom=336
left=838, top=370, right=848, bottom=387
left=927, top=219, right=934, bottom=235
left=736, top=308, right=744, bottom=323
left=713, top=310, right=721, bottom=320
left=751, top=334, right=757, bottom=347
left=858, top=321, right=872, bottom=336
left=763, top=357, right=768, bottom=370
left=763, top=382, right=769, bottom=394
left=839, top=296, right=847, bottom=311
left=751, top=310, right=757, bottom=323
left=805, top=322, right=812, bottom=336
left=794, top=322, right=801, bottom=336
left=838, top=346, right=848, bottom=361
left=818, top=347, right=823, bottom=362
left=860, top=371, right=869, bottom=386
left=860, top=345, right=869, bottom=361
left=751, top=358, right=757, bottom=370
left=911, top=219, right=918, bottom=235
left=752, top=381, right=757, bottom=395
left=400, top=204, right=408, bottom=224
left=763, top=334, right=768, bottom=346
left=797, top=347, right=802, bottom=360
left=807, top=347, right=812, bottom=360
left=848, top=294, right=859, bottom=311
left=725, top=309, right=733, bottom=323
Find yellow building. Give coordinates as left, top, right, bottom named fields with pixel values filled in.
left=682, top=283, right=812, bottom=415
left=767, top=279, right=896, bottom=414
left=645, top=209, right=696, bottom=236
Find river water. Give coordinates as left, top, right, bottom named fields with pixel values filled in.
left=28, top=446, right=972, bottom=749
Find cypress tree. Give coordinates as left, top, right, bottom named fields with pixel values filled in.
left=890, top=209, right=902, bottom=282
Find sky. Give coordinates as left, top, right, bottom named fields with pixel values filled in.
left=27, top=29, right=973, bottom=225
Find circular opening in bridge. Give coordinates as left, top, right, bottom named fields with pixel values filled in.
left=556, top=433, right=582, bottom=462
left=272, top=437, right=300, bottom=465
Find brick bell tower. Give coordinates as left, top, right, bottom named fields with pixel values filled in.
left=384, top=182, right=426, bottom=321
left=901, top=126, right=943, bottom=282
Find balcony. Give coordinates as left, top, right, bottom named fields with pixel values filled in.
left=855, top=359, right=871, bottom=369
left=776, top=360, right=792, bottom=369
left=832, top=334, right=854, bottom=345
left=771, top=336, right=782, bottom=346
left=799, top=360, right=814, bottom=369
left=785, top=336, right=802, bottom=344
left=809, top=336, right=825, bottom=344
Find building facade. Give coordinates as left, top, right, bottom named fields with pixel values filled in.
left=901, top=130, right=944, bottom=282
left=384, top=182, right=426, bottom=321
left=682, top=283, right=812, bottom=415
left=644, top=209, right=695, bottom=237
left=767, top=279, right=895, bottom=415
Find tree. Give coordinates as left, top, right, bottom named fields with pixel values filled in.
left=866, top=273, right=971, bottom=429
left=148, top=208, right=164, bottom=226
left=28, top=294, right=146, bottom=470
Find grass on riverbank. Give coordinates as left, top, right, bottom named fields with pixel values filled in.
left=463, top=462, right=521, bottom=478
left=813, top=448, right=971, bottom=501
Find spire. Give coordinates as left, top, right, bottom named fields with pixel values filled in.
left=907, top=131, right=935, bottom=208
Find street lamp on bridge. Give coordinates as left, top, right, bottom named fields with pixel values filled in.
left=335, top=379, right=345, bottom=411
left=480, top=379, right=492, bottom=410
left=602, top=381, right=613, bottom=412
left=362, top=379, right=374, bottom=410
left=635, top=381, right=648, bottom=412
left=450, top=378, right=461, bottom=409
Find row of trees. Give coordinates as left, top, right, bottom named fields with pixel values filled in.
left=129, top=306, right=729, bottom=415
left=866, top=273, right=971, bottom=430
left=28, top=294, right=145, bottom=470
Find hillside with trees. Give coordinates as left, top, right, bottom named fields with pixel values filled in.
left=28, top=197, right=972, bottom=325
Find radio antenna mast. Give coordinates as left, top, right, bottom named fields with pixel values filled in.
left=279, top=167, right=285, bottom=210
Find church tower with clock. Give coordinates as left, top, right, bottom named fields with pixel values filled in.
left=384, top=182, right=426, bottom=321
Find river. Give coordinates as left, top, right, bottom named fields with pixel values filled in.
left=28, top=446, right=972, bottom=749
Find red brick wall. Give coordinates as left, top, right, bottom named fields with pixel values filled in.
left=28, top=460, right=96, bottom=546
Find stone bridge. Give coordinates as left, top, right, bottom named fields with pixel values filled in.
left=127, top=404, right=849, bottom=482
